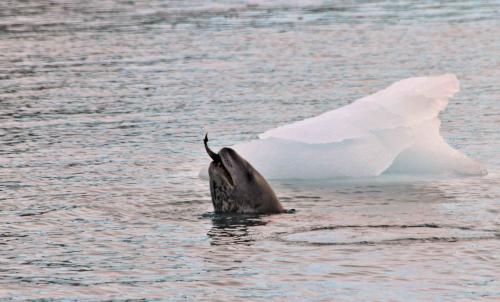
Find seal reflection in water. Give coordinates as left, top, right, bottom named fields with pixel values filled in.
left=204, top=134, right=289, bottom=214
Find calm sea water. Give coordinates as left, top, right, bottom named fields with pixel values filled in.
left=1, top=1, right=499, bottom=301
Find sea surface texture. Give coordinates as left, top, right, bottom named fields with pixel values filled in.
left=1, top=1, right=499, bottom=301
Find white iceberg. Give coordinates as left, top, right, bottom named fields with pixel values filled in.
left=202, top=74, right=486, bottom=180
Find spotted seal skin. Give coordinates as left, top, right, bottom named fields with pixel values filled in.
left=204, top=134, right=287, bottom=214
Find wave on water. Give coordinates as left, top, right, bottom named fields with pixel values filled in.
left=201, top=74, right=487, bottom=180
left=278, top=224, right=499, bottom=246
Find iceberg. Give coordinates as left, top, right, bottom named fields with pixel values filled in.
left=202, top=74, right=486, bottom=180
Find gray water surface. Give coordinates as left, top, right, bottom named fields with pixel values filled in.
left=1, top=1, right=499, bottom=301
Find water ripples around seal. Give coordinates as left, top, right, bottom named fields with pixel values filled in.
left=280, top=224, right=499, bottom=246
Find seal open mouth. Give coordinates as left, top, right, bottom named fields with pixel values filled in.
left=204, top=134, right=234, bottom=186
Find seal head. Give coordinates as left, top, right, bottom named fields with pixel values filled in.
left=204, top=134, right=285, bottom=214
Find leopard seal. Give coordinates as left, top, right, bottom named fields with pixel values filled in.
left=204, top=134, right=288, bottom=214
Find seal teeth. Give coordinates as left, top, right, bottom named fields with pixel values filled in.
left=204, top=133, right=221, bottom=162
